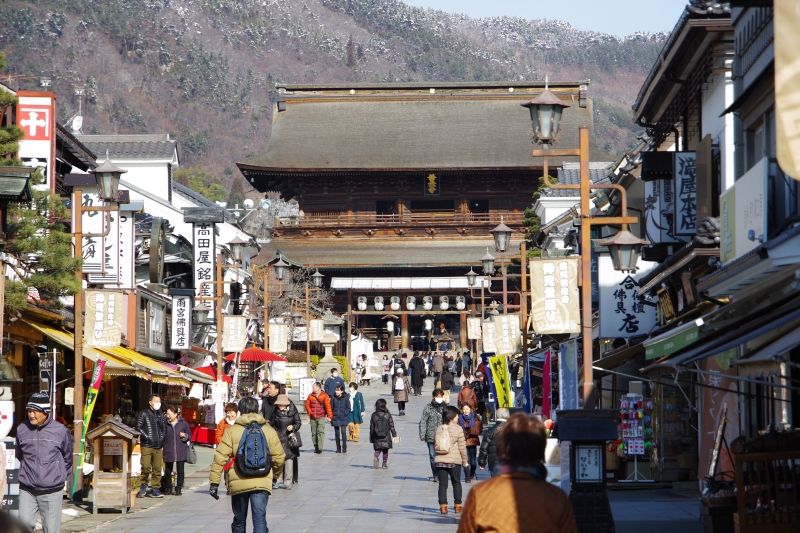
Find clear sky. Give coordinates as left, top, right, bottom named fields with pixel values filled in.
left=400, top=0, right=690, bottom=37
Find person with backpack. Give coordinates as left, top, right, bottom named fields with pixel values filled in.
left=209, top=397, right=285, bottom=533
left=330, top=384, right=351, bottom=453
left=303, top=382, right=332, bottom=454
left=392, top=368, right=412, bottom=416
left=458, top=404, right=483, bottom=483
left=369, top=398, right=397, bottom=469
left=419, top=388, right=447, bottom=482
left=434, top=405, right=468, bottom=515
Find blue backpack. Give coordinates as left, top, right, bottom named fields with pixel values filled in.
left=235, top=422, right=270, bottom=477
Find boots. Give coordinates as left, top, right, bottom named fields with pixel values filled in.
left=454, top=503, right=463, bottom=513
left=439, top=504, right=448, bottom=515
left=174, top=487, right=182, bottom=496
left=373, top=457, right=380, bottom=469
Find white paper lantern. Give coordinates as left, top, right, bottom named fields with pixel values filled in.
left=424, top=319, right=433, bottom=331
left=423, top=296, right=433, bottom=311
left=406, top=296, right=416, bottom=310
left=357, top=296, right=367, bottom=311
left=374, top=296, right=384, bottom=311
left=456, top=295, right=466, bottom=310
left=386, top=320, right=394, bottom=332
left=439, top=295, right=449, bottom=311
left=390, top=296, right=401, bottom=311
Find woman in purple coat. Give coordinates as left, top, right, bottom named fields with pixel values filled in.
left=162, top=405, right=191, bottom=495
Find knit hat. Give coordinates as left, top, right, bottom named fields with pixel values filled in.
left=26, top=392, right=51, bottom=414
left=275, top=394, right=291, bottom=407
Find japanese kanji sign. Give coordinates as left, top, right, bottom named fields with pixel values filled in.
left=84, top=290, right=123, bottom=347
left=487, top=354, right=512, bottom=408
left=193, top=222, right=216, bottom=313
left=17, top=92, right=55, bottom=189
left=492, top=314, right=521, bottom=355
left=674, top=152, right=697, bottom=237
left=88, top=207, right=119, bottom=285
left=222, top=316, right=248, bottom=352
left=117, top=209, right=135, bottom=289
left=75, top=192, right=105, bottom=274
left=466, top=317, right=482, bottom=340
left=529, top=257, right=580, bottom=334
left=644, top=178, right=683, bottom=244
left=481, top=319, right=496, bottom=354
left=308, top=319, right=324, bottom=342
left=268, top=324, right=289, bottom=353
left=171, top=295, right=192, bottom=350
left=598, top=255, right=657, bottom=338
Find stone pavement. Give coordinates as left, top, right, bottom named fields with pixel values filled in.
left=56, top=378, right=704, bottom=532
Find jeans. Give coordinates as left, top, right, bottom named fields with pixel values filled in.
left=231, top=490, right=269, bottom=533
left=310, top=418, right=326, bottom=451
left=436, top=465, right=463, bottom=505
left=333, top=425, right=347, bottom=451
left=426, top=442, right=437, bottom=477
left=19, top=489, right=62, bottom=533
left=163, top=460, right=185, bottom=490
left=466, top=446, right=477, bottom=478
left=139, top=446, right=164, bottom=488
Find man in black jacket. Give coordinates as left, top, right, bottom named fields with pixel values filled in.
left=137, top=394, right=166, bottom=498
left=478, top=407, right=509, bottom=477
left=260, top=381, right=281, bottom=422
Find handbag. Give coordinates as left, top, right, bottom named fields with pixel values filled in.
left=287, top=431, right=302, bottom=449
left=186, top=441, right=197, bottom=464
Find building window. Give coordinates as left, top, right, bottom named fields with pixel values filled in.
left=744, top=122, right=765, bottom=172
left=376, top=200, right=396, bottom=215
left=469, top=199, right=489, bottom=213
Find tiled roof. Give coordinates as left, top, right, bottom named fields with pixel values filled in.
left=542, top=162, right=613, bottom=197
left=77, top=134, right=177, bottom=160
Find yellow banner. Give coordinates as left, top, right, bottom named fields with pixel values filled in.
left=488, top=355, right=513, bottom=408
left=776, top=0, right=800, bottom=180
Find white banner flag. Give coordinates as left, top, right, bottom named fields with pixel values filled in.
left=467, top=317, right=482, bottom=340
left=223, top=316, right=248, bottom=352
left=269, top=323, right=289, bottom=353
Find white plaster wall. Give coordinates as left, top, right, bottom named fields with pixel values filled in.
left=113, top=160, right=171, bottom=202
left=534, top=197, right=579, bottom=225
left=702, top=64, right=736, bottom=190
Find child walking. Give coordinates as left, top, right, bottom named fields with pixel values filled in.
left=369, top=398, right=397, bottom=469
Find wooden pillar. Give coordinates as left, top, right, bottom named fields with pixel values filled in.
left=401, top=312, right=409, bottom=350
left=459, top=312, right=467, bottom=351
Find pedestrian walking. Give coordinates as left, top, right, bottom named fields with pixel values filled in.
left=440, top=367, right=456, bottom=404
left=216, top=403, right=240, bottom=446
left=136, top=393, right=166, bottom=498
left=478, top=408, right=509, bottom=477
left=432, top=351, right=445, bottom=382
left=392, top=368, right=412, bottom=416
left=462, top=351, right=472, bottom=377
left=472, top=372, right=488, bottom=419
left=303, top=382, right=332, bottom=454
left=259, top=381, right=281, bottom=422
left=434, top=405, right=468, bottom=515
left=458, top=414, right=577, bottom=533
left=369, top=398, right=397, bottom=469
left=346, top=382, right=366, bottom=442
left=269, top=394, right=301, bottom=489
left=458, top=405, right=483, bottom=483
left=323, top=368, right=345, bottom=399
left=161, top=405, right=191, bottom=496
left=409, top=352, right=425, bottom=395
left=454, top=352, right=463, bottom=377
left=15, top=392, right=72, bottom=533
left=426, top=352, right=433, bottom=376
left=330, top=385, right=352, bottom=453
left=457, top=380, right=478, bottom=411
left=381, top=354, right=391, bottom=384
left=209, top=397, right=285, bottom=533
left=359, top=354, right=372, bottom=386
left=419, top=388, right=446, bottom=482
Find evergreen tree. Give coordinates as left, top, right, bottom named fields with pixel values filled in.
left=522, top=177, right=550, bottom=258
left=0, top=53, right=23, bottom=165
left=173, top=167, right=228, bottom=203
left=345, top=35, right=356, bottom=67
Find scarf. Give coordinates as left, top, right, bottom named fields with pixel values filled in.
left=459, top=412, right=476, bottom=430
left=500, top=463, right=548, bottom=480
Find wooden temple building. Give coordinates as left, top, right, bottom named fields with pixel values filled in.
left=238, top=81, right=593, bottom=355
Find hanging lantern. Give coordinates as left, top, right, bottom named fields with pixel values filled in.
left=406, top=296, right=416, bottom=311
left=390, top=296, right=401, bottom=311
left=424, top=319, right=433, bottom=331
left=455, top=296, right=466, bottom=310
left=357, top=296, right=367, bottom=311
left=423, top=296, right=433, bottom=311
left=439, top=295, right=449, bottom=311
left=374, top=296, right=385, bottom=311
left=386, top=320, right=394, bottom=332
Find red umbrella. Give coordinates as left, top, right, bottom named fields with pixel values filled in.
left=225, top=347, right=286, bottom=363
left=195, top=365, right=232, bottom=383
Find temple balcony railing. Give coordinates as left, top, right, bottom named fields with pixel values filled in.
left=288, top=210, right=525, bottom=227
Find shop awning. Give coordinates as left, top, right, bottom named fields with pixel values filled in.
left=644, top=318, right=705, bottom=361
left=595, top=342, right=645, bottom=370
left=24, top=321, right=133, bottom=373
left=95, top=346, right=190, bottom=387
left=731, top=328, right=800, bottom=377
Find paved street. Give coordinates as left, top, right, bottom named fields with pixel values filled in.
left=55, top=379, right=704, bottom=532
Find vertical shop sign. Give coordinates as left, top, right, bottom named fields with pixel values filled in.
left=530, top=258, right=580, bottom=334
left=85, top=290, right=123, bottom=347
left=88, top=208, right=119, bottom=284
left=193, top=223, right=216, bottom=314
left=674, top=152, right=697, bottom=236
left=467, top=317, right=482, bottom=340
left=598, top=255, right=658, bottom=338
left=171, top=295, right=192, bottom=350
left=481, top=319, right=496, bottom=354
left=492, top=314, right=520, bottom=355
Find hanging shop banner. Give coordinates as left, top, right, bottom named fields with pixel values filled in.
left=598, top=255, right=658, bottom=338
left=529, top=258, right=580, bottom=334
left=17, top=91, right=55, bottom=189
left=673, top=152, right=697, bottom=237
left=117, top=209, right=135, bottom=288
left=775, top=0, right=800, bottom=181
left=76, top=192, right=105, bottom=274
left=644, top=178, right=683, bottom=245
left=85, top=290, right=123, bottom=347
left=193, top=222, right=216, bottom=313
left=542, top=349, right=552, bottom=419
left=88, top=209, right=119, bottom=285
left=171, top=295, right=192, bottom=350
left=493, top=314, right=521, bottom=355
left=268, top=323, right=289, bottom=353
left=467, top=317, right=482, bottom=340
left=308, top=319, right=325, bottom=342
left=559, top=340, right=579, bottom=410
left=223, top=316, right=248, bottom=352
left=481, top=319, right=496, bottom=354
left=487, top=354, right=512, bottom=408
left=71, top=358, right=106, bottom=497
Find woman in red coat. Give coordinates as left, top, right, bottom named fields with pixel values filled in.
left=457, top=404, right=483, bottom=483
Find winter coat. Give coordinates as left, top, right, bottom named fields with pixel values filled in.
left=458, top=413, right=483, bottom=448
left=260, top=394, right=278, bottom=422
left=478, top=419, right=505, bottom=470
left=382, top=358, right=392, bottom=375
left=392, top=375, right=411, bottom=403
left=209, top=413, right=285, bottom=496
left=16, top=418, right=72, bottom=494
left=369, top=411, right=397, bottom=451
left=409, top=357, right=425, bottom=387
left=440, top=370, right=455, bottom=391
left=137, top=407, right=166, bottom=449
left=163, top=417, right=191, bottom=462
left=269, top=403, right=302, bottom=460
left=215, top=418, right=234, bottom=445
left=457, top=386, right=478, bottom=411
left=330, top=393, right=352, bottom=426
left=432, top=354, right=445, bottom=373
left=304, top=391, right=332, bottom=420
left=471, top=379, right=486, bottom=401
left=324, top=375, right=345, bottom=398
left=419, top=401, right=445, bottom=443
left=435, top=424, right=468, bottom=466
left=392, top=358, right=407, bottom=374
left=347, top=391, right=365, bottom=424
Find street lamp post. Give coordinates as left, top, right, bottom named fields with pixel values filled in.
left=69, top=156, right=125, bottom=500
left=523, top=89, right=647, bottom=407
